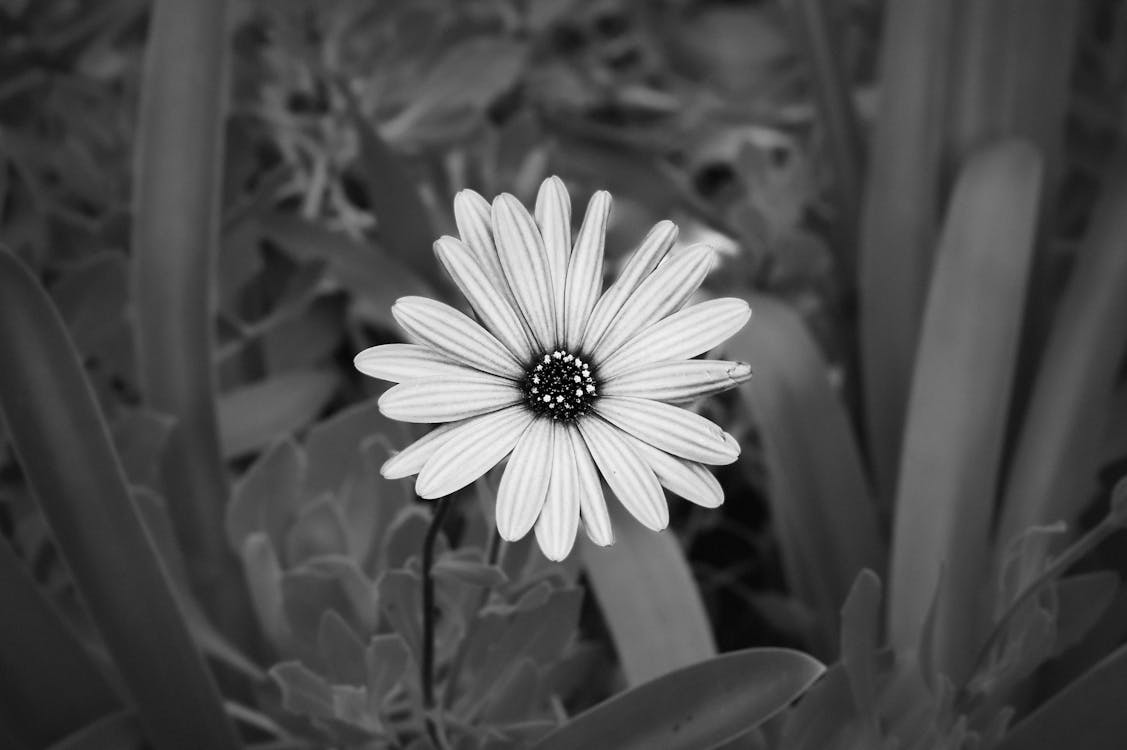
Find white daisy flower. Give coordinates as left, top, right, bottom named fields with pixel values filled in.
left=354, top=177, right=752, bottom=560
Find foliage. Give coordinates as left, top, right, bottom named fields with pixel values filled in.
left=2, top=0, right=1127, bottom=749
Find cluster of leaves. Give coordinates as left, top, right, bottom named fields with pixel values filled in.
left=5, top=0, right=1127, bottom=749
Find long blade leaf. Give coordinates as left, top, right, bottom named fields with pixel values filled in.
left=131, top=0, right=242, bottom=629
left=0, top=247, right=241, bottom=750
left=730, top=294, right=884, bottom=656
left=887, top=141, right=1042, bottom=681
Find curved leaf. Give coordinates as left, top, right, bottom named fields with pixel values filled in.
left=582, top=500, right=715, bottom=685
left=0, top=247, right=241, bottom=750
left=730, top=294, right=884, bottom=656
left=887, top=140, right=1042, bottom=681
left=531, top=648, right=824, bottom=750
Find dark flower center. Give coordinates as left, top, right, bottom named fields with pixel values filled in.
left=522, top=350, right=598, bottom=421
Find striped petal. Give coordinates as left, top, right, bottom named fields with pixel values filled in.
left=381, top=422, right=459, bottom=479
left=595, top=396, right=739, bottom=465
left=581, top=220, right=677, bottom=350
left=598, top=298, right=752, bottom=380
left=495, top=417, right=554, bottom=541
left=563, top=190, right=612, bottom=349
left=626, top=436, right=725, bottom=508
left=534, top=177, right=572, bottom=336
left=588, top=244, right=715, bottom=361
left=415, top=406, right=533, bottom=499
left=392, top=296, right=523, bottom=379
left=354, top=343, right=475, bottom=383
left=602, top=360, right=752, bottom=403
left=435, top=236, right=535, bottom=361
left=577, top=416, right=668, bottom=531
left=492, top=194, right=557, bottom=350
left=535, top=422, right=581, bottom=560
left=567, top=425, right=614, bottom=545
left=454, top=189, right=513, bottom=304
left=378, top=375, right=520, bottom=423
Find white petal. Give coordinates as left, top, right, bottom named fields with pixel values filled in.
left=577, top=416, right=668, bottom=531
left=598, top=298, right=752, bottom=379
left=566, top=425, right=614, bottom=546
left=581, top=220, right=677, bottom=350
left=492, top=194, right=557, bottom=350
left=588, top=244, right=715, bottom=361
left=378, top=376, right=520, bottom=423
left=495, top=418, right=554, bottom=541
left=381, top=422, right=460, bottom=479
left=415, top=406, right=533, bottom=499
left=563, top=191, right=612, bottom=350
left=354, top=343, right=475, bottom=383
left=602, top=360, right=752, bottom=403
left=595, top=396, right=740, bottom=465
left=534, top=177, right=572, bottom=335
left=434, top=236, right=535, bottom=361
left=454, top=189, right=513, bottom=304
left=626, top=436, right=725, bottom=508
left=535, top=423, right=581, bottom=560
left=392, top=296, right=523, bottom=379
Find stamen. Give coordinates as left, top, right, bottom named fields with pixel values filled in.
left=522, top=349, right=599, bottom=422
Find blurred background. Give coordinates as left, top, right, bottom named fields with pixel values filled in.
left=3, top=0, right=1127, bottom=749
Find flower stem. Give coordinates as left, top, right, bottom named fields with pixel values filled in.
left=421, top=495, right=452, bottom=746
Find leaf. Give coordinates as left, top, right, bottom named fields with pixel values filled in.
left=285, top=494, right=350, bottom=565
left=995, top=643, right=1127, bottom=750
left=217, top=368, right=338, bottom=459
left=341, top=89, right=446, bottom=295
left=381, top=38, right=528, bottom=144
left=730, top=294, right=884, bottom=656
left=887, top=140, right=1042, bottom=682
left=531, top=648, right=825, bottom=750
left=997, top=155, right=1127, bottom=555
left=45, top=712, right=142, bottom=750
left=0, top=246, right=240, bottom=750
left=282, top=556, right=379, bottom=645
left=131, top=0, right=238, bottom=631
left=378, top=569, right=423, bottom=668
left=49, top=251, right=129, bottom=355
left=339, top=436, right=411, bottom=571
left=259, top=212, right=432, bottom=330
left=270, top=661, right=335, bottom=720
left=383, top=506, right=433, bottom=570
left=1052, top=571, right=1120, bottom=657
left=433, top=549, right=508, bottom=589
left=857, top=0, right=955, bottom=497
left=839, top=570, right=882, bottom=738
left=779, top=664, right=857, bottom=750
left=303, top=397, right=409, bottom=500
left=109, top=409, right=175, bottom=492
left=318, top=610, right=368, bottom=687
left=365, top=633, right=410, bottom=708
left=582, top=501, right=716, bottom=685
left=227, top=438, right=305, bottom=553
left=241, top=533, right=291, bottom=650
left=0, top=537, right=120, bottom=747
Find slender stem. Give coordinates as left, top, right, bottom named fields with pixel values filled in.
left=421, top=496, right=452, bottom=746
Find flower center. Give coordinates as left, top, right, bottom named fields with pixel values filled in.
left=522, top=350, right=598, bottom=421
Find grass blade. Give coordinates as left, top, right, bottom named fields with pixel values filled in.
left=0, top=247, right=241, bottom=750
left=0, top=537, right=119, bottom=747
left=731, top=294, right=884, bottom=656
left=131, top=0, right=241, bottom=627
left=996, top=155, right=1127, bottom=555
left=858, top=0, right=954, bottom=500
left=887, top=141, right=1042, bottom=681
left=995, top=643, right=1127, bottom=750
left=582, top=501, right=715, bottom=685
left=531, top=648, right=824, bottom=750
left=782, top=0, right=863, bottom=260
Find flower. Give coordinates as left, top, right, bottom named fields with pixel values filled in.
left=354, top=177, right=751, bottom=560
